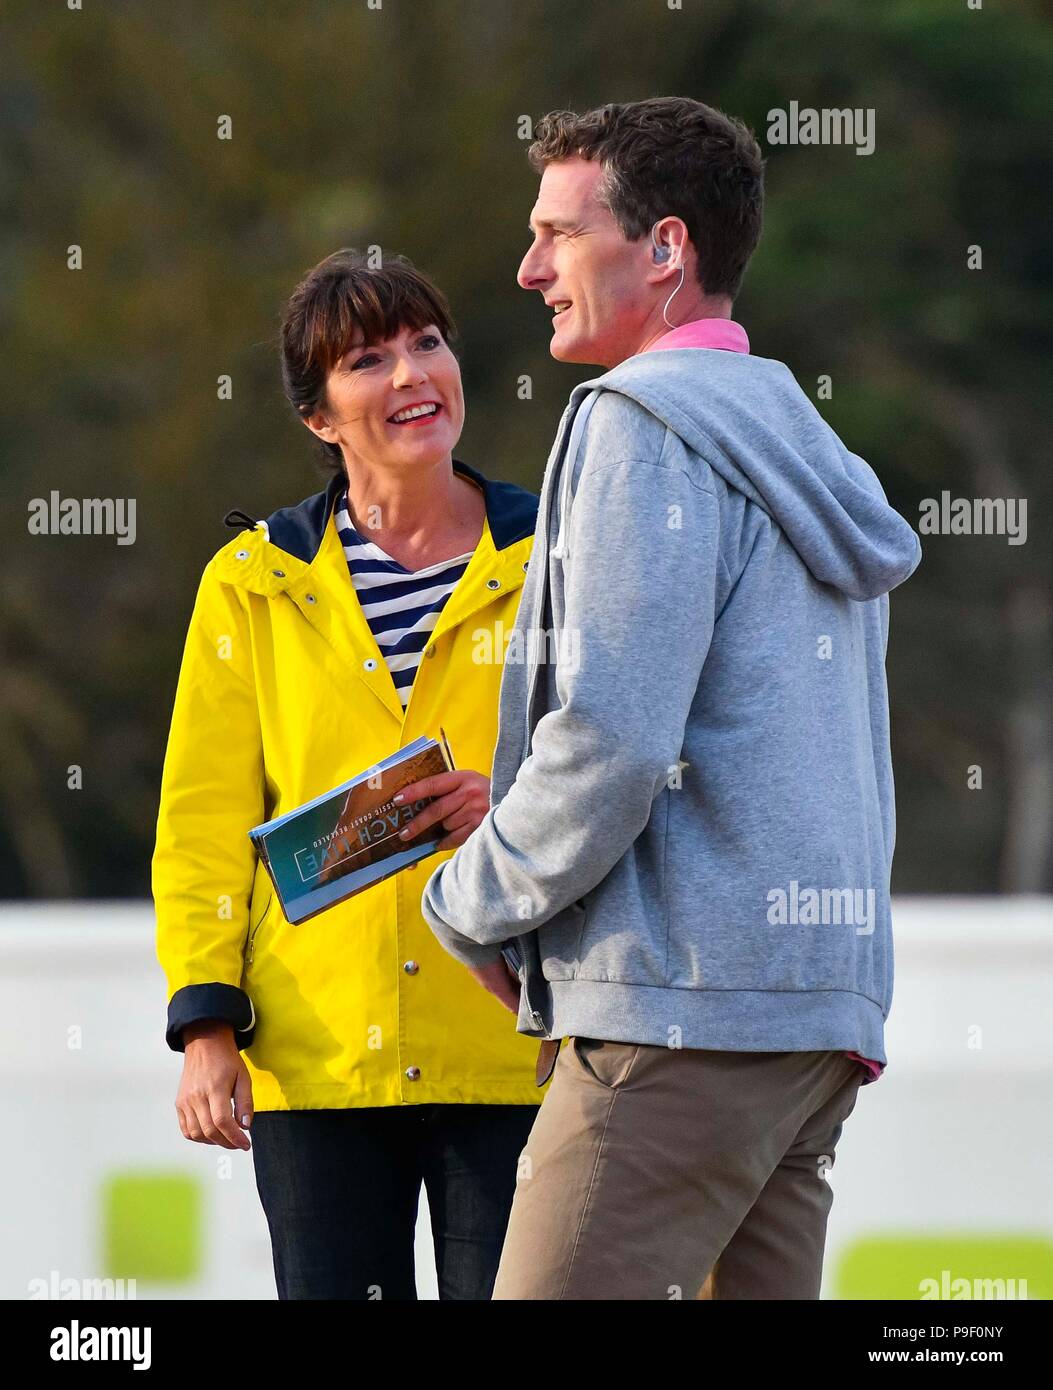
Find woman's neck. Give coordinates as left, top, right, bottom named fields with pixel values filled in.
left=342, top=460, right=485, bottom=570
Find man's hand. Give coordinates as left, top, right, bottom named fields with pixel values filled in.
left=468, top=958, right=522, bottom=1015
left=393, top=769, right=490, bottom=851
left=176, top=1020, right=254, bottom=1151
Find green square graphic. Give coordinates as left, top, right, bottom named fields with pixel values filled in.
left=102, top=1171, right=203, bottom=1283
left=835, top=1234, right=1053, bottom=1300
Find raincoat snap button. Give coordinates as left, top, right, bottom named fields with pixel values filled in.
left=403, top=960, right=419, bottom=975
left=235, top=549, right=250, bottom=560
left=522, top=561, right=529, bottom=571
left=486, top=578, right=501, bottom=590
left=272, top=569, right=286, bottom=579
left=305, top=593, right=317, bottom=604
left=363, top=657, right=378, bottom=671
left=405, top=1066, right=421, bottom=1081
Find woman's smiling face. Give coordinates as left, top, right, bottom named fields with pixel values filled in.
left=307, top=322, right=464, bottom=473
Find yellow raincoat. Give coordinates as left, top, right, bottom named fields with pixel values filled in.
left=152, top=460, right=543, bottom=1111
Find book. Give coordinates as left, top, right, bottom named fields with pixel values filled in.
left=248, top=730, right=455, bottom=925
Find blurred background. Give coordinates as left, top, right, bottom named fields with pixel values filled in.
left=1, top=0, right=1050, bottom=1300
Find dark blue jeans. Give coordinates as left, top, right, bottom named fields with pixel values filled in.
left=250, top=1104, right=538, bottom=1300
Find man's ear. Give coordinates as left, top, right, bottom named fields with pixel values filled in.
left=647, top=215, right=691, bottom=281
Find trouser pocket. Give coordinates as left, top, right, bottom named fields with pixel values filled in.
left=570, top=1036, right=641, bottom=1091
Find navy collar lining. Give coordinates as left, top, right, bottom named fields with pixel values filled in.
left=243, top=460, right=538, bottom=564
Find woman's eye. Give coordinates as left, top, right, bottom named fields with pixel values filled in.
left=417, top=334, right=441, bottom=349
left=351, top=353, right=381, bottom=370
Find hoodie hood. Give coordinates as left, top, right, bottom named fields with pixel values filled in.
left=574, top=348, right=921, bottom=601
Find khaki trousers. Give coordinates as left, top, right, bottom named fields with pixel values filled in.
left=492, top=1039, right=863, bottom=1300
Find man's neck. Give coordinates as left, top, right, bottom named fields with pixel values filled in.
left=621, top=292, right=734, bottom=363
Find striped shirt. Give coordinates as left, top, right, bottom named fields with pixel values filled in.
left=335, top=492, right=474, bottom=709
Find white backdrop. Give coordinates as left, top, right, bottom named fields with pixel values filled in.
left=1, top=898, right=1050, bottom=1300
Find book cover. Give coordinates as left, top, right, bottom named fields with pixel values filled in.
left=249, top=732, right=455, bottom=925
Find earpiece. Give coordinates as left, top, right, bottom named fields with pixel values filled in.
left=650, top=221, right=685, bottom=328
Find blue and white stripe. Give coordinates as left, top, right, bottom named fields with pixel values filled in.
left=335, top=494, right=473, bottom=709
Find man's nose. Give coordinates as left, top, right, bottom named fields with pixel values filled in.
left=517, top=243, right=550, bottom=291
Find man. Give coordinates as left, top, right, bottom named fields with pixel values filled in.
left=419, top=97, right=921, bottom=1300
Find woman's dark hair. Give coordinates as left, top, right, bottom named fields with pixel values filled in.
left=528, top=97, right=764, bottom=301
left=279, top=248, right=457, bottom=475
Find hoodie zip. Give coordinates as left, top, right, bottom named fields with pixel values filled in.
left=514, top=389, right=602, bottom=1037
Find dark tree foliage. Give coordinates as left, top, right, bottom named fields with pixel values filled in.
left=1, top=0, right=1050, bottom=896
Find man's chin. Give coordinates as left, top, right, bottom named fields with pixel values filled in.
left=549, top=330, right=597, bottom=365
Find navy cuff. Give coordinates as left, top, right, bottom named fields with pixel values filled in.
left=166, top=983, right=256, bottom=1052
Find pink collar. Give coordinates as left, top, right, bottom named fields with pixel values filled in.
left=645, top=318, right=749, bottom=354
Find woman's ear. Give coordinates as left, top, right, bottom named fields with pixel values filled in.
left=300, top=407, right=339, bottom=446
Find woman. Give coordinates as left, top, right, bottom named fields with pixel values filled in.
left=152, top=249, right=541, bottom=1300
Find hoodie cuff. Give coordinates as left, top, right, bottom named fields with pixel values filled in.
left=431, top=925, right=505, bottom=971
left=420, top=864, right=505, bottom=970
left=166, top=983, right=256, bottom=1053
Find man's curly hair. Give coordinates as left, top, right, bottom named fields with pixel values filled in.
left=528, top=97, right=765, bottom=300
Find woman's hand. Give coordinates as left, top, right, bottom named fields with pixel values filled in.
left=176, top=1020, right=254, bottom=1151
left=393, top=769, right=490, bottom=851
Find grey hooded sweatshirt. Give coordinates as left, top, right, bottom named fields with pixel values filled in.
left=421, top=345, right=921, bottom=1065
